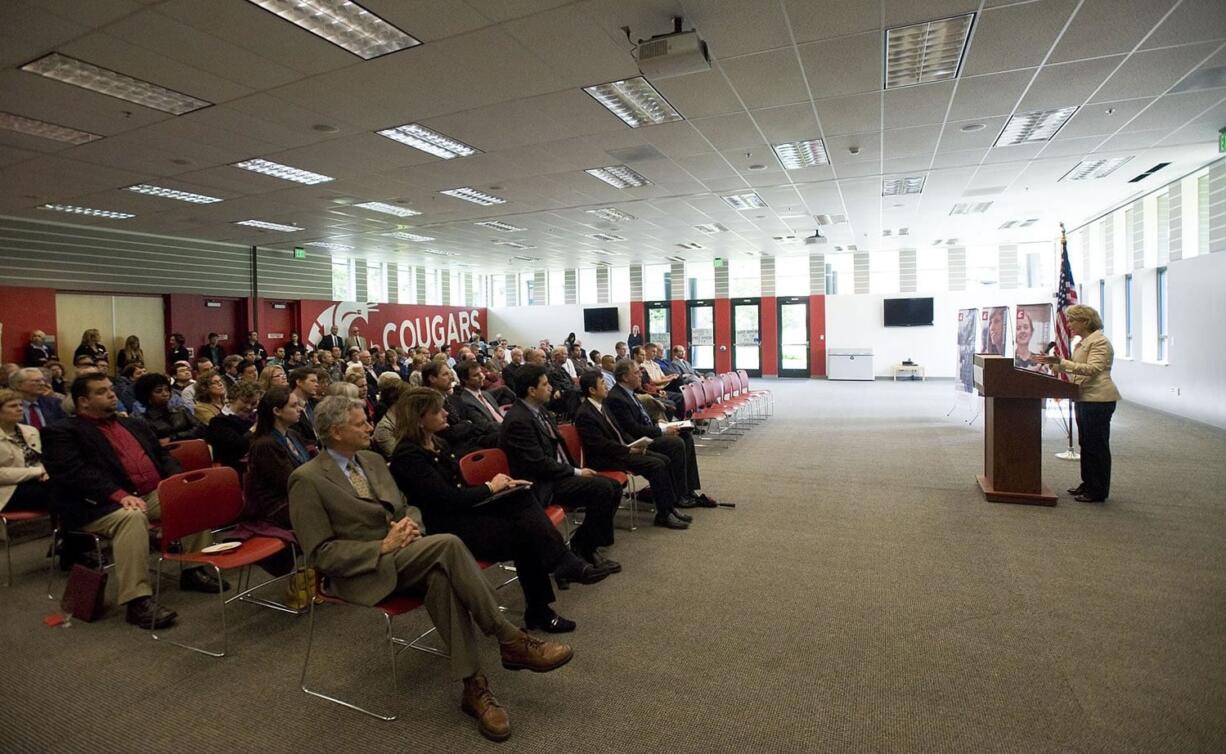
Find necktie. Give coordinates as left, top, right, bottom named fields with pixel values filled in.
left=26, top=404, right=43, bottom=430
left=347, top=463, right=372, bottom=499
left=536, top=411, right=567, bottom=464
left=600, top=404, right=625, bottom=443
left=478, top=392, right=503, bottom=423
left=628, top=389, right=651, bottom=424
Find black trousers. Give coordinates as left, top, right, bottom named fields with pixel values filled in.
left=548, top=474, right=620, bottom=555
left=432, top=493, right=569, bottom=614
left=1075, top=401, right=1116, bottom=499
left=650, top=431, right=702, bottom=493
left=621, top=449, right=679, bottom=516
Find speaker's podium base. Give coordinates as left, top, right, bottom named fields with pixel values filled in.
left=976, top=475, right=1057, bottom=506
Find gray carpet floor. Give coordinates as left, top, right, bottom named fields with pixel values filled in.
left=2, top=379, right=1224, bottom=753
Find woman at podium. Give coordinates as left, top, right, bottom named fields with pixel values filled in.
left=1042, top=305, right=1121, bottom=503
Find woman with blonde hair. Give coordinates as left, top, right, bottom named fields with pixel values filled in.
left=73, top=329, right=108, bottom=367
left=193, top=368, right=228, bottom=425
left=0, top=388, right=50, bottom=513
left=117, top=335, right=145, bottom=371
left=1042, top=304, right=1121, bottom=503
left=258, top=364, right=289, bottom=393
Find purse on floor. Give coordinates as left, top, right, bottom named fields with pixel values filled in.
left=62, top=564, right=108, bottom=622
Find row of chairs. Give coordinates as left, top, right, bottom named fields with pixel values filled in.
left=681, top=369, right=773, bottom=442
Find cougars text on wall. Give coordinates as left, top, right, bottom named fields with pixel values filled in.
left=301, top=301, right=485, bottom=352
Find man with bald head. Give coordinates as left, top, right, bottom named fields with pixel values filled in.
left=546, top=348, right=579, bottom=418
left=501, top=347, right=526, bottom=389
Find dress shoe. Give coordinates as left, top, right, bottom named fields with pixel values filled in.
left=575, top=547, right=621, bottom=574
left=693, top=493, right=718, bottom=508
left=1074, top=494, right=1105, bottom=503
left=653, top=512, right=690, bottom=530
left=500, top=631, right=573, bottom=672
left=179, top=567, right=230, bottom=593
left=671, top=509, right=693, bottom=523
left=553, top=554, right=609, bottom=588
left=125, top=596, right=177, bottom=630
left=461, top=673, right=511, bottom=742
left=675, top=495, right=699, bottom=509
left=524, top=609, right=577, bottom=634
left=1067, top=485, right=1085, bottom=495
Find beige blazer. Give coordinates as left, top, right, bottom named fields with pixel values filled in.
left=1055, top=330, right=1122, bottom=403
left=0, top=424, right=45, bottom=511
left=288, top=449, right=424, bottom=606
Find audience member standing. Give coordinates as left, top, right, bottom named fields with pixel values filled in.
left=344, top=326, right=368, bottom=354
left=167, top=333, right=190, bottom=368
left=116, top=336, right=144, bottom=371
left=199, top=333, right=225, bottom=366
left=74, top=329, right=108, bottom=370
left=285, top=332, right=309, bottom=360
left=627, top=325, right=643, bottom=349
left=24, top=330, right=55, bottom=368
left=243, top=331, right=268, bottom=367
left=316, top=325, right=343, bottom=354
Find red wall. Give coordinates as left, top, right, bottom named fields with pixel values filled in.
left=164, top=294, right=247, bottom=358
left=809, top=294, right=827, bottom=377
left=760, top=296, right=778, bottom=376
left=298, top=300, right=487, bottom=353
left=714, top=298, right=731, bottom=373
left=0, top=286, right=58, bottom=365
left=669, top=300, right=686, bottom=351
left=629, top=302, right=644, bottom=338
left=256, top=299, right=298, bottom=345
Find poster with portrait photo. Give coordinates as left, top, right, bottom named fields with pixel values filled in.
left=956, top=308, right=977, bottom=393
left=1013, top=303, right=1054, bottom=375
left=980, top=306, right=1009, bottom=356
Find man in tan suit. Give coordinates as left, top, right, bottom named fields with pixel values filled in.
left=288, top=396, right=572, bottom=741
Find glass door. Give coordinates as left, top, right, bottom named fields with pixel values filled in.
left=778, top=296, right=810, bottom=378
left=645, top=301, right=671, bottom=354
left=687, top=299, right=714, bottom=371
left=732, top=298, right=761, bottom=377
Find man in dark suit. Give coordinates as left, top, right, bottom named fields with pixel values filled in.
left=10, top=367, right=66, bottom=429
left=455, top=360, right=504, bottom=435
left=605, top=360, right=720, bottom=509
left=288, top=367, right=321, bottom=445
left=41, top=373, right=226, bottom=631
left=499, top=365, right=621, bottom=572
left=24, top=330, right=56, bottom=368
left=421, top=361, right=498, bottom=458
left=167, top=333, right=191, bottom=369
left=344, top=325, right=369, bottom=354
left=243, top=330, right=268, bottom=367
left=574, top=371, right=689, bottom=530
left=501, top=347, right=524, bottom=387
left=317, top=325, right=344, bottom=353
left=199, top=332, right=225, bottom=366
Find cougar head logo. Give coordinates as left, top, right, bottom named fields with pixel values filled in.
left=306, top=302, right=379, bottom=348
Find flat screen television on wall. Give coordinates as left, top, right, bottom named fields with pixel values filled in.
left=583, top=306, right=620, bottom=332
left=883, top=297, right=934, bottom=327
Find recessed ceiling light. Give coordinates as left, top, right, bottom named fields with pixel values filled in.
left=305, top=241, right=354, bottom=250
left=21, top=53, right=211, bottom=115
left=772, top=138, right=830, bottom=169
left=589, top=233, right=626, bottom=242
left=583, top=77, right=683, bottom=128
left=591, top=249, right=616, bottom=256
left=694, top=223, right=729, bottom=234
left=959, top=123, right=986, bottom=133
left=232, top=158, right=333, bottom=184
left=243, top=0, right=420, bottom=59
left=885, top=13, right=974, bottom=89
left=511, top=255, right=542, bottom=262
left=493, top=241, right=536, bottom=249
left=354, top=200, right=420, bottom=217
left=475, top=221, right=525, bottom=232
left=882, top=176, right=926, bottom=196
left=949, top=201, right=993, bottom=215
left=995, top=107, right=1078, bottom=146
left=0, top=111, right=102, bottom=145
left=235, top=219, right=302, bottom=232
left=440, top=187, right=505, bottom=206
left=585, top=165, right=651, bottom=189
left=1060, top=156, right=1134, bottom=181
left=585, top=207, right=636, bottom=222
left=388, top=231, right=435, bottom=242
left=126, top=184, right=223, bottom=204
left=666, top=255, right=687, bottom=262
left=721, top=192, right=767, bottom=210
left=676, top=242, right=703, bottom=250
left=311, top=123, right=340, bottom=133
left=376, top=123, right=481, bottom=159
left=40, top=203, right=133, bottom=219
left=423, top=248, right=459, bottom=257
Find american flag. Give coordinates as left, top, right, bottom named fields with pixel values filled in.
left=1054, top=224, right=1078, bottom=379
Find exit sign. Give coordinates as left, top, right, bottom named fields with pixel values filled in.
left=1220, top=128, right=1226, bottom=153
left=293, top=247, right=306, bottom=259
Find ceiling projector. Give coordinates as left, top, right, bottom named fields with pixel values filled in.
left=636, top=23, right=710, bottom=79
left=804, top=230, right=828, bottom=246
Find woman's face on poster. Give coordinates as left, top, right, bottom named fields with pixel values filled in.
left=989, top=311, right=1004, bottom=343
left=1016, top=313, right=1033, bottom=346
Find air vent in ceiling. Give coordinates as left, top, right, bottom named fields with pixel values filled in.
left=1128, top=162, right=1171, bottom=183
left=676, top=242, right=703, bottom=249
left=666, top=255, right=687, bottom=262
left=962, top=186, right=1005, bottom=197
left=605, top=144, right=666, bottom=163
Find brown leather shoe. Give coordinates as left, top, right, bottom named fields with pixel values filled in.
left=500, top=630, right=573, bottom=673
left=461, top=674, right=510, bottom=742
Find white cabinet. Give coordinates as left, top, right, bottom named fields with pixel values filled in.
left=827, top=349, right=874, bottom=380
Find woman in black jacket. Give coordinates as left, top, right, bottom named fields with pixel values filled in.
left=238, top=386, right=308, bottom=580
left=388, top=388, right=607, bottom=633
left=133, top=373, right=204, bottom=442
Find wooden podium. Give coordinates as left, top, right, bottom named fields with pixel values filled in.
left=974, top=355, right=1079, bottom=505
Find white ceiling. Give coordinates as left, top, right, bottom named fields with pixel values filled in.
left=1, top=0, right=1224, bottom=272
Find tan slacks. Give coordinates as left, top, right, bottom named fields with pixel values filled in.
left=392, top=533, right=520, bottom=680
left=79, top=490, right=212, bottom=605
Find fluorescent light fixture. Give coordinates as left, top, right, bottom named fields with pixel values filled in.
left=676, top=242, right=703, bottom=250
left=1060, top=156, right=1134, bottom=181
left=694, top=223, right=729, bottom=234
left=388, top=231, right=434, bottom=242
left=126, top=184, right=222, bottom=204
left=591, top=249, right=616, bottom=256
left=721, top=192, right=767, bottom=210
left=588, top=233, right=626, bottom=242
left=511, top=255, right=542, bottom=262
left=885, top=13, right=974, bottom=89
left=376, top=123, right=480, bottom=159
left=232, top=158, right=333, bottom=184
left=235, top=219, right=303, bottom=232
left=0, top=111, right=102, bottom=145
left=475, top=221, right=524, bottom=232
left=949, top=201, right=993, bottom=215
left=423, top=249, right=459, bottom=257
left=585, top=207, right=636, bottom=222
left=583, top=77, right=683, bottom=128
left=666, top=255, right=687, bottom=262
left=493, top=241, right=536, bottom=249
left=882, top=176, right=926, bottom=196
left=585, top=165, right=651, bottom=189
left=305, top=241, right=354, bottom=250
left=995, top=107, right=1078, bottom=146
left=20, top=53, right=211, bottom=115
left=40, top=203, right=133, bottom=219
left=244, top=0, right=420, bottom=60
left=439, top=187, right=505, bottom=206
left=772, top=138, right=830, bottom=169
left=354, top=200, right=420, bottom=217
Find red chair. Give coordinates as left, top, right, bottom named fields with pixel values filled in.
left=150, top=467, right=294, bottom=657
left=556, top=423, right=638, bottom=530
left=1, top=509, right=50, bottom=588
left=459, top=449, right=568, bottom=533
left=166, top=438, right=213, bottom=472
left=737, top=369, right=773, bottom=416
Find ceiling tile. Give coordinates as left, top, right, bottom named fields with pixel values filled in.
left=1098, top=129, right=1167, bottom=152
left=883, top=0, right=979, bottom=28
left=1091, top=43, right=1220, bottom=102
left=938, top=116, right=1009, bottom=152
left=815, top=92, right=881, bottom=136
left=684, top=0, right=793, bottom=59
left=1121, top=90, right=1226, bottom=133
left=0, top=1, right=91, bottom=68
left=798, top=32, right=882, bottom=99
left=639, top=122, right=716, bottom=159
left=1049, top=0, right=1175, bottom=63
left=720, top=49, right=810, bottom=109
left=883, top=81, right=956, bottom=130
left=750, top=104, right=820, bottom=143
left=947, top=69, right=1036, bottom=120
left=652, top=70, right=743, bottom=119
left=883, top=125, right=941, bottom=159
left=1018, top=56, right=1125, bottom=112
left=0, top=70, right=172, bottom=136
left=931, top=148, right=989, bottom=168
left=1055, top=97, right=1152, bottom=139
left=785, top=0, right=879, bottom=44
left=963, top=0, right=1079, bottom=76
left=501, top=4, right=639, bottom=88
left=690, top=113, right=766, bottom=151
left=1141, top=0, right=1226, bottom=49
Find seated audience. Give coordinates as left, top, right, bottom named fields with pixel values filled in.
left=500, top=365, right=622, bottom=575
left=0, top=388, right=51, bottom=512
left=267, top=346, right=287, bottom=367
left=575, top=371, right=689, bottom=530
left=238, top=356, right=260, bottom=385
left=501, top=347, right=524, bottom=386
left=221, top=355, right=244, bottom=396
left=242, top=331, right=267, bottom=367
left=374, top=372, right=403, bottom=424
left=117, top=335, right=144, bottom=371
left=113, top=362, right=146, bottom=414
left=133, top=373, right=205, bottom=443
left=0, top=363, right=18, bottom=389
left=170, top=360, right=194, bottom=400
left=288, top=395, right=573, bottom=741
left=287, top=367, right=321, bottom=445
left=545, top=348, right=580, bottom=417
left=46, top=361, right=67, bottom=396
left=390, top=388, right=607, bottom=634
left=193, top=368, right=229, bottom=425
left=74, top=329, right=108, bottom=368
left=238, top=386, right=305, bottom=578
left=178, top=356, right=213, bottom=411
left=344, top=367, right=377, bottom=421
left=25, top=330, right=56, bottom=368
left=206, top=381, right=262, bottom=472
left=10, top=367, right=66, bottom=429
left=41, top=373, right=227, bottom=630
left=456, top=360, right=505, bottom=436
left=423, top=361, right=498, bottom=458
left=258, top=364, right=289, bottom=393
left=669, top=345, right=702, bottom=384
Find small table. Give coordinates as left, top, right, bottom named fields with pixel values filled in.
left=893, top=363, right=925, bottom=381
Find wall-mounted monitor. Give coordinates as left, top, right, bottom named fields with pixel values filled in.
left=883, top=297, right=934, bottom=327
left=583, top=306, right=620, bottom=332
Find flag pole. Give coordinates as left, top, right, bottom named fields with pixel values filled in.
left=1054, top=222, right=1080, bottom=461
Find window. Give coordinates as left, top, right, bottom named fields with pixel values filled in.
left=1124, top=273, right=1133, bottom=358
left=775, top=255, right=809, bottom=296
left=1098, top=279, right=1106, bottom=324
left=472, top=274, right=488, bottom=307
left=548, top=269, right=567, bottom=305
left=611, top=266, right=631, bottom=302
left=1157, top=266, right=1168, bottom=361
left=1155, top=192, right=1169, bottom=266
left=450, top=271, right=463, bottom=305
left=1197, top=173, right=1210, bottom=257
left=331, top=257, right=356, bottom=301
left=578, top=267, right=598, bottom=304
left=868, top=249, right=899, bottom=294
left=396, top=263, right=416, bottom=303
left=916, top=247, right=947, bottom=292
left=728, top=257, right=761, bottom=297
left=424, top=268, right=440, bottom=305
left=827, top=254, right=853, bottom=295
left=491, top=274, right=507, bottom=307
left=643, top=263, right=669, bottom=300
left=685, top=261, right=714, bottom=299
left=366, top=260, right=388, bottom=303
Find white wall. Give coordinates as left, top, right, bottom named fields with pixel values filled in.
left=487, top=303, right=632, bottom=356
left=825, top=288, right=1058, bottom=379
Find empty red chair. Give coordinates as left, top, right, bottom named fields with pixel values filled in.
left=1, top=509, right=50, bottom=588
left=166, top=438, right=213, bottom=472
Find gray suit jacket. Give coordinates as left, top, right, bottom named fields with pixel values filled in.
left=288, top=449, right=424, bottom=606
left=457, top=388, right=504, bottom=434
